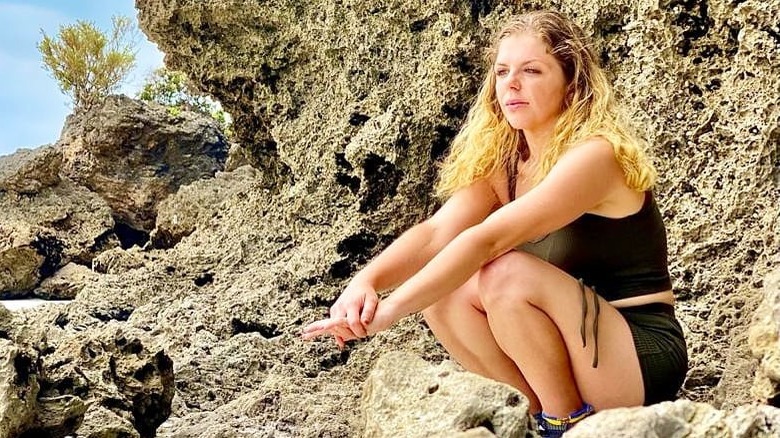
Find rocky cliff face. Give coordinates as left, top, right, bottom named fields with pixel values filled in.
left=0, top=0, right=776, bottom=436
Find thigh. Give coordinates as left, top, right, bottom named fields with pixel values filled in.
left=481, top=251, right=645, bottom=410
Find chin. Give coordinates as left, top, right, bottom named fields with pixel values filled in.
left=505, top=118, right=528, bottom=130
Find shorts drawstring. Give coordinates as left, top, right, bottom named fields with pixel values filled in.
left=578, top=279, right=600, bottom=368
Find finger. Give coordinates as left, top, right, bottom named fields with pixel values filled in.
left=331, top=326, right=358, bottom=341
left=346, top=307, right=367, bottom=338
left=335, top=335, right=344, bottom=350
left=302, top=317, right=347, bottom=334
left=361, top=294, right=378, bottom=324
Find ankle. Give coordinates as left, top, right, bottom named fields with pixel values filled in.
left=536, top=403, right=594, bottom=437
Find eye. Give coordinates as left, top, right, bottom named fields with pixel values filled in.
left=524, top=67, right=541, bottom=74
left=495, top=68, right=508, bottom=77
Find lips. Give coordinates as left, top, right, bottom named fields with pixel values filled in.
left=505, top=99, right=528, bottom=109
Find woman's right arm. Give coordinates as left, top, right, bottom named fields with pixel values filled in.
left=330, top=179, right=499, bottom=341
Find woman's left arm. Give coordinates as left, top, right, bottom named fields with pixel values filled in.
left=375, top=139, right=626, bottom=328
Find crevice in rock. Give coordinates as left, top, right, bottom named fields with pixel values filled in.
left=468, top=0, right=493, bottom=21
left=89, top=229, right=118, bottom=255
left=319, top=349, right=351, bottom=371
left=348, top=112, right=370, bottom=126
left=664, top=0, right=712, bottom=56
left=116, top=337, right=144, bottom=355
left=114, top=222, right=150, bottom=249
left=194, top=272, right=214, bottom=287
left=359, top=154, right=402, bottom=212
left=39, top=376, right=89, bottom=398
left=131, top=351, right=174, bottom=438
left=31, top=234, right=64, bottom=279
left=14, top=353, right=34, bottom=386
left=431, top=125, right=457, bottom=162
left=54, top=313, right=69, bottom=329
left=90, top=307, right=134, bottom=322
left=329, top=232, right=379, bottom=279
left=231, top=319, right=282, bottom=338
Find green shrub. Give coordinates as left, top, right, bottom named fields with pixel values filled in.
left=38, top=16, right=136, bottom=111
left=139, top=67, right=233, bottom=137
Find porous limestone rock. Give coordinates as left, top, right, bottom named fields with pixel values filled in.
left=149, top=165, right=263, bottom=249
left=58, top=95, right=229, bottom=233
left=0, top=180, right=115, bottom=297
left=34, top=262, right=98, bottom=300
left=31, top=324, right=175, bottom=438
left=362, top=351, right=531, bottom=438
left=565, top=400, right=780, bottom=438
left=92, top=247, right=145, bottom=275
left=748, top=267, right=780, bottom=404
left=0, top=220, right=44, bottom=297
left=0, top=339, right=39, bottom=438
left=75, top=405, right=140, bottom=438
left=0, top=146, right=62, bottom=195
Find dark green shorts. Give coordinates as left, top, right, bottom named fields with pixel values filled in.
left=619, top=303, right=688, bottom=405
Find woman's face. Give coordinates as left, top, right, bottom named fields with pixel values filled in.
left=494, top=33, right=568, bottom=134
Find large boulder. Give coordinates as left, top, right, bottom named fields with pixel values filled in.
left=58, top=95, right=229, bottom=233
left=566, top=400, right=780, bottom=437
left=0, top=146, right=62, bottom=195
left=363, top=351, right=531, bottom=437
left=749, top=267, right=780, bottom=404
left=0, top=180, right=115, bottom=298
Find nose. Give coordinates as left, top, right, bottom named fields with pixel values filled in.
left=506, top=70, right=521, bottom=90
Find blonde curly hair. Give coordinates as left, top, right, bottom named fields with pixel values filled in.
left=436, top=10, right=657, bottom=198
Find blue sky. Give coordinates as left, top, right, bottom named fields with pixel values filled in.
left=0, top=1, right=164, bottom=156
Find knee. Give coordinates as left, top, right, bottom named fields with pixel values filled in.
left=478, top=251, right=538, bottom=308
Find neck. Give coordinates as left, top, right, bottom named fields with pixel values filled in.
left=522, top=123, right=556, bottom=160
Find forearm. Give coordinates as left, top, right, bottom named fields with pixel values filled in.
left=352, top=221, right=445, bottom=293
left=382, top=229, right=495, bottom=320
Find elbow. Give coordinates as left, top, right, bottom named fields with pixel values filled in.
left=458, top=226, right=505, bottom=264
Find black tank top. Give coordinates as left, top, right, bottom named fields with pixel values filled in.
left=517, top=190, right=673, bottom=301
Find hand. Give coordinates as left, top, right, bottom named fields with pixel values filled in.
left=304, top=279, right=379, bottom=348
left=301, top=299, right=399, bottom=346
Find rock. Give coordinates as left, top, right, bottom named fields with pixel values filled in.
left=565, top=399, right=780, bottom=438
left=58, top=95, right=229, bottom=233
left=0, top=180, right=116, bottom=297
left=748, top=268, right=780, bottom=403
left=32, top=395, right=87, bottom=438
left=37, top=324, right=175, bottom=438
left=92, top=247, right=145, bottom=275
left=75, top=405, right=140, bottom=438
left=0, top=339, right=39, bottom=438
left=0, top=306, right=11, bottom=338
left=35, top=262, right=97, bottom=300
left=224, top=143, right=250, bottom=172
left=150, top=165, right=262, bottom=249
left=362, top=351, right=530, bottom=438
left=0, top=146, right=62, bottom=195
left=0, top=220, right=44, bottom=297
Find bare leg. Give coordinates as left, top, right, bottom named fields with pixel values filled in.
left=423, top=274, right=542, bottom=412
left=478, top=251, right=644, bottom=416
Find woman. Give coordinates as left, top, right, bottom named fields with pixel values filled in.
left=303, top=10, right=687, bottom=437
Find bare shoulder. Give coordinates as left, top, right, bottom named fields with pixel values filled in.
left=564, top=137, right=619, bottom=166
left=563, top=137, right=643, bottom=217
